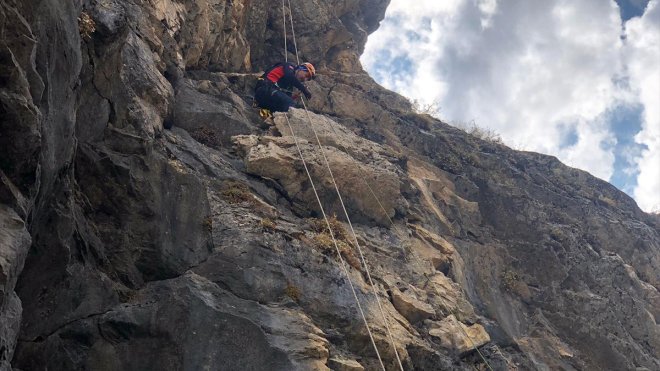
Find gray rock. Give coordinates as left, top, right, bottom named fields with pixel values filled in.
left=328, top=356, right=364, bottom=371
left=171, top=78, right=257, bottom=146
left=14, top=273, right=330, bottom=371
left=390, top=287, right=435, bottom=324
left=428, top=315, right=490, bottom=355
left=1, top=0, right=658, bottom=370
left=0, top=206, right=30, bottom=371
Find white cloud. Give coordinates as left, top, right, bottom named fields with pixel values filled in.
left=558, top=117, right=617, bottom=181
left=477, top=0, right=498, bottom=29
left=626, top=0, right=660, bottom=212
left=362, top=0, right=660, bottom=212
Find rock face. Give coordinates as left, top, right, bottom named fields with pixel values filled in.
left=15, top=272, right=331, bottom=371
left=0, top=0, right=658, bottom=370
left=0, top=206, right=30, bottom=369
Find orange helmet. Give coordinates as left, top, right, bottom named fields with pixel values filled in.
left=298, top=62, right=316, bottom=79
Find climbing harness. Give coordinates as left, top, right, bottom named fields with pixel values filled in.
left=259, top=108, right=273, bottom=120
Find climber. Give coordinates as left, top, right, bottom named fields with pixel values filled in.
left=255, top=62, right=315, bottom=118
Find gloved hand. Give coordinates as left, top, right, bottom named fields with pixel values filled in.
left=292, top=92, right=300, bottom=100
left=304, top=91, right=312, bottom=100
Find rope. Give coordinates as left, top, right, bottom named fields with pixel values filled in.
left=282, top=0, right=293, bottom=62
left=282, top=0, right=287, bottom=62
left=279, top=2, right=386, bottom=369
left=283, top=2, right=403, bottom=368
left=283, top=114, right=386, bottom=371
left=313, top=119, right=495, bottom=370
left=282, top=1, right=493, bottom=370
left=285, top=0, right=300, bottom=65
left=458, top=325, right=494, bottom=371
left=300, top=98, right=406, bottom=371
left=313, top=115, right=495, bottom=371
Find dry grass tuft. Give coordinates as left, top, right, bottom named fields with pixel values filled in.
left=598, top=194, right=617, bottom=208
left=501, top=269, right=521, bottom=292
left=191, top=127, right=220, bottom=148
left=309, top=216, right=361, bottom=270
left=220, top=181, right=254, bottom=205
left=549, top=227, right=567, bottom=242
left=308, top=215, right=348, bottom=240
left=78, top=12, right=95, bottom=40
left=285, top=284, right=301, bottom=302
left=203, top=216, right=213, bottom=232
left=261, top=217, right=277, bottom=232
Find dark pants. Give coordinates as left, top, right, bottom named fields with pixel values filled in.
left=255, top=82, right=295, bottom=112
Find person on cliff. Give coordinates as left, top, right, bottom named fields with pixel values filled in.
left=255, top=62, right=315, bottom=119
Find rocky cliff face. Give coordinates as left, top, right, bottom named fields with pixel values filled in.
left=1, top=0, right=658, bottom=370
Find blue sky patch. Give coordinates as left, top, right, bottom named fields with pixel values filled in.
left=405, top=30, right=423, bottom=42
left=608, top=103, right=645, bottom=194
left=558, top=123, right=579, bottom=148
left=390, top=55, right=414, bottom=74
left=615, top=0, right=650, bottom=22
left=368, top=50, right=415, bottom=86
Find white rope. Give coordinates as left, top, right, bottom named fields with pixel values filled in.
left=306, top=109, right=495, bottom=371
left=312, top=111, right=495, bottom=371
left=282, top=0, right=288, bottom=62
left=285, top=0, right=300, bottom=65
left=283, top=114, right=386, bottom=371
left=283, top=1, right=403, bottom=368
left=279, top=3, right=387, bottom=368
left=300, top=98, right=406, bottom=371
left=283, top=1, right=492, bottom=369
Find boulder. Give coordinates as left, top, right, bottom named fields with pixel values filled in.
left=390, top=287, right=435, bottom=324
left=171, top=78, right=257, bottom=146
left=233, top=131, right=402, bottom=225
left=328, top=357, right=365, bottom=371
left=13, top=272, right=331, bottom=370
left=409, top=225, right=455, bottom=255
left=429, top=315, right=490, bottom=355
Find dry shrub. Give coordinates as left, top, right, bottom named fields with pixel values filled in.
left=501, top=269, right=521, bottom=292
left=308, top=215, right=348, bottom=240
left=203, top=216, right=213, bottom=232
left=78, top=12, right=95, bottom=40
left=191, top=127, right=220, bottom=148
left=261, top=217, right=276, bottom=232
left=309, top=216, right=361, bottom=270
left=284, top=284, right=301, bottom=302
left=411, top=98, right=442, bottom=118
left=453, top=120, right=503, bottom=144
left=220, top=181, right=254, bottom=205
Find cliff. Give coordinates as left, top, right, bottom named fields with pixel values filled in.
left=1, top=0, right=658, bottom=370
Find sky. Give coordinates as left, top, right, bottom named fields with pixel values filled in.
left=361, top=0, right=659, bottom=213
